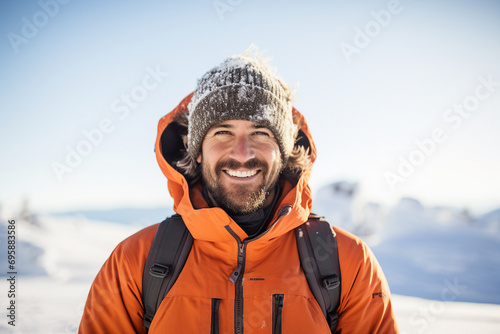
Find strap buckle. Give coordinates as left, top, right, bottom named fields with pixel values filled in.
left=149, top=263, right=170, bottom=278
left=323, top=275, right=340, bottom=291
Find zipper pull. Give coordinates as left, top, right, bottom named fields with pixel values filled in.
left=229, top=243, right=245, bottom=283
left=229, top=263, right=242, bottom=283
left=277, top=205, right=292, bottom=220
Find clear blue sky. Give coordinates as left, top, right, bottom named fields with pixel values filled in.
left=1, top=0, right=499, bottom=215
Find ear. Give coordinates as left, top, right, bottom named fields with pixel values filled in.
left=196, top=154, right=202, bottom=164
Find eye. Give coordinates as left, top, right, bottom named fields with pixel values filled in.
left=253, top=131, right=270, bottom=136
left=214, top=130, right=231, bottom=136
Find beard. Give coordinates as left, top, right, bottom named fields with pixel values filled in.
left=201, top=157, right=282, bottom=215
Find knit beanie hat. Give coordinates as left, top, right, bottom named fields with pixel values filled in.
left=187, top=50, right=296, bottom=163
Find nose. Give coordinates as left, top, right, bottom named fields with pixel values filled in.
left=228, top=135, right=255, bottom=163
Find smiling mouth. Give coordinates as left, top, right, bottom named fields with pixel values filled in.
left=223, top=169, right=260, bottom=178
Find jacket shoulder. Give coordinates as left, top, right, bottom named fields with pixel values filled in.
left=119, top=223, right=159, bottom=256
left=79, top=223, right=160, bottom=333
left=333, top=226, right=370, bottom=261
left=332, top=225, right=386, bottom=292
left=107, top=223, right=160, bottom=271
left=331, top=226, right=399, bottom=333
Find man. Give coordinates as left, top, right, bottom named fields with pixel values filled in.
left=79, top=49, right=399, bottom=333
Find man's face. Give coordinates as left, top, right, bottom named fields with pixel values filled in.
left=197, top=120, right=283, bottom=214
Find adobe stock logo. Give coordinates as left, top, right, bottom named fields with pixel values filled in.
left=212, top=0, right=243, bottom=21
left=339, top=0, right=403, bottom=64
left=7, top=0, right=71, bottom=54
left=405, top=278, right=467, bottom=334
left=51, top=65, right=168, bottom=182
left=384, top=75, right=499, bottom=191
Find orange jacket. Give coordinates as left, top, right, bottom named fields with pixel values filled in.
left=79, top=94, right=399, bottom=333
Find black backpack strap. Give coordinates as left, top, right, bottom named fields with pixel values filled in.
left=295, top=214, right=341, bottom=333
left=142, top=214, right=193, bottom=329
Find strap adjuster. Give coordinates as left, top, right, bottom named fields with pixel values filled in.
left=323, top=276, right=340, bottom=291
left=149, top=263, right=170, bottom=278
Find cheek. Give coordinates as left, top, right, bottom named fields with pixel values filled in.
left=200, top=142, right=223, bottom=167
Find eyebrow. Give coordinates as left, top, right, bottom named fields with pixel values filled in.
left=210, top=124, right=233, bottom=131
left=209, top=123, right=270, bottom=131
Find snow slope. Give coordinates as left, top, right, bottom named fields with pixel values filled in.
left=372, top=216, right=500, bottom=304
left=392, top=294, right=500, bottom=334
left=1, top=206, right=500, bottom=333
left=0, top=216, right=141, bottom=334
left=314, top=184, right=500, bottom=305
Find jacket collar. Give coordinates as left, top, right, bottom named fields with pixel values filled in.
left=155, top=93, right=317, bottom=243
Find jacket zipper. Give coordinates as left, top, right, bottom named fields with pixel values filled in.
left=272, top=294, right=284, bottom=334
left=229, top=241, right=246, bottom=334
left=226, top=205, right=292, bottom=334
left=211, top=298, right=221, bottom=334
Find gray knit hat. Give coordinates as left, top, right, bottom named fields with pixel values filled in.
left=187, top=51, right=296, bottom=163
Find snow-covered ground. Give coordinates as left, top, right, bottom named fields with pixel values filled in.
left=314, top=183, right=500, bottom=305
left=0, top=215, right=140, bottom=334
left=1, top=195, right=500, bottom=333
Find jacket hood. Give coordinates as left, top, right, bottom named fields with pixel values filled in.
left=155, top=93, right=317, bottom=243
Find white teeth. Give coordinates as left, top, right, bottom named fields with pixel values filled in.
left=225, top=170, right=258, bottom=178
